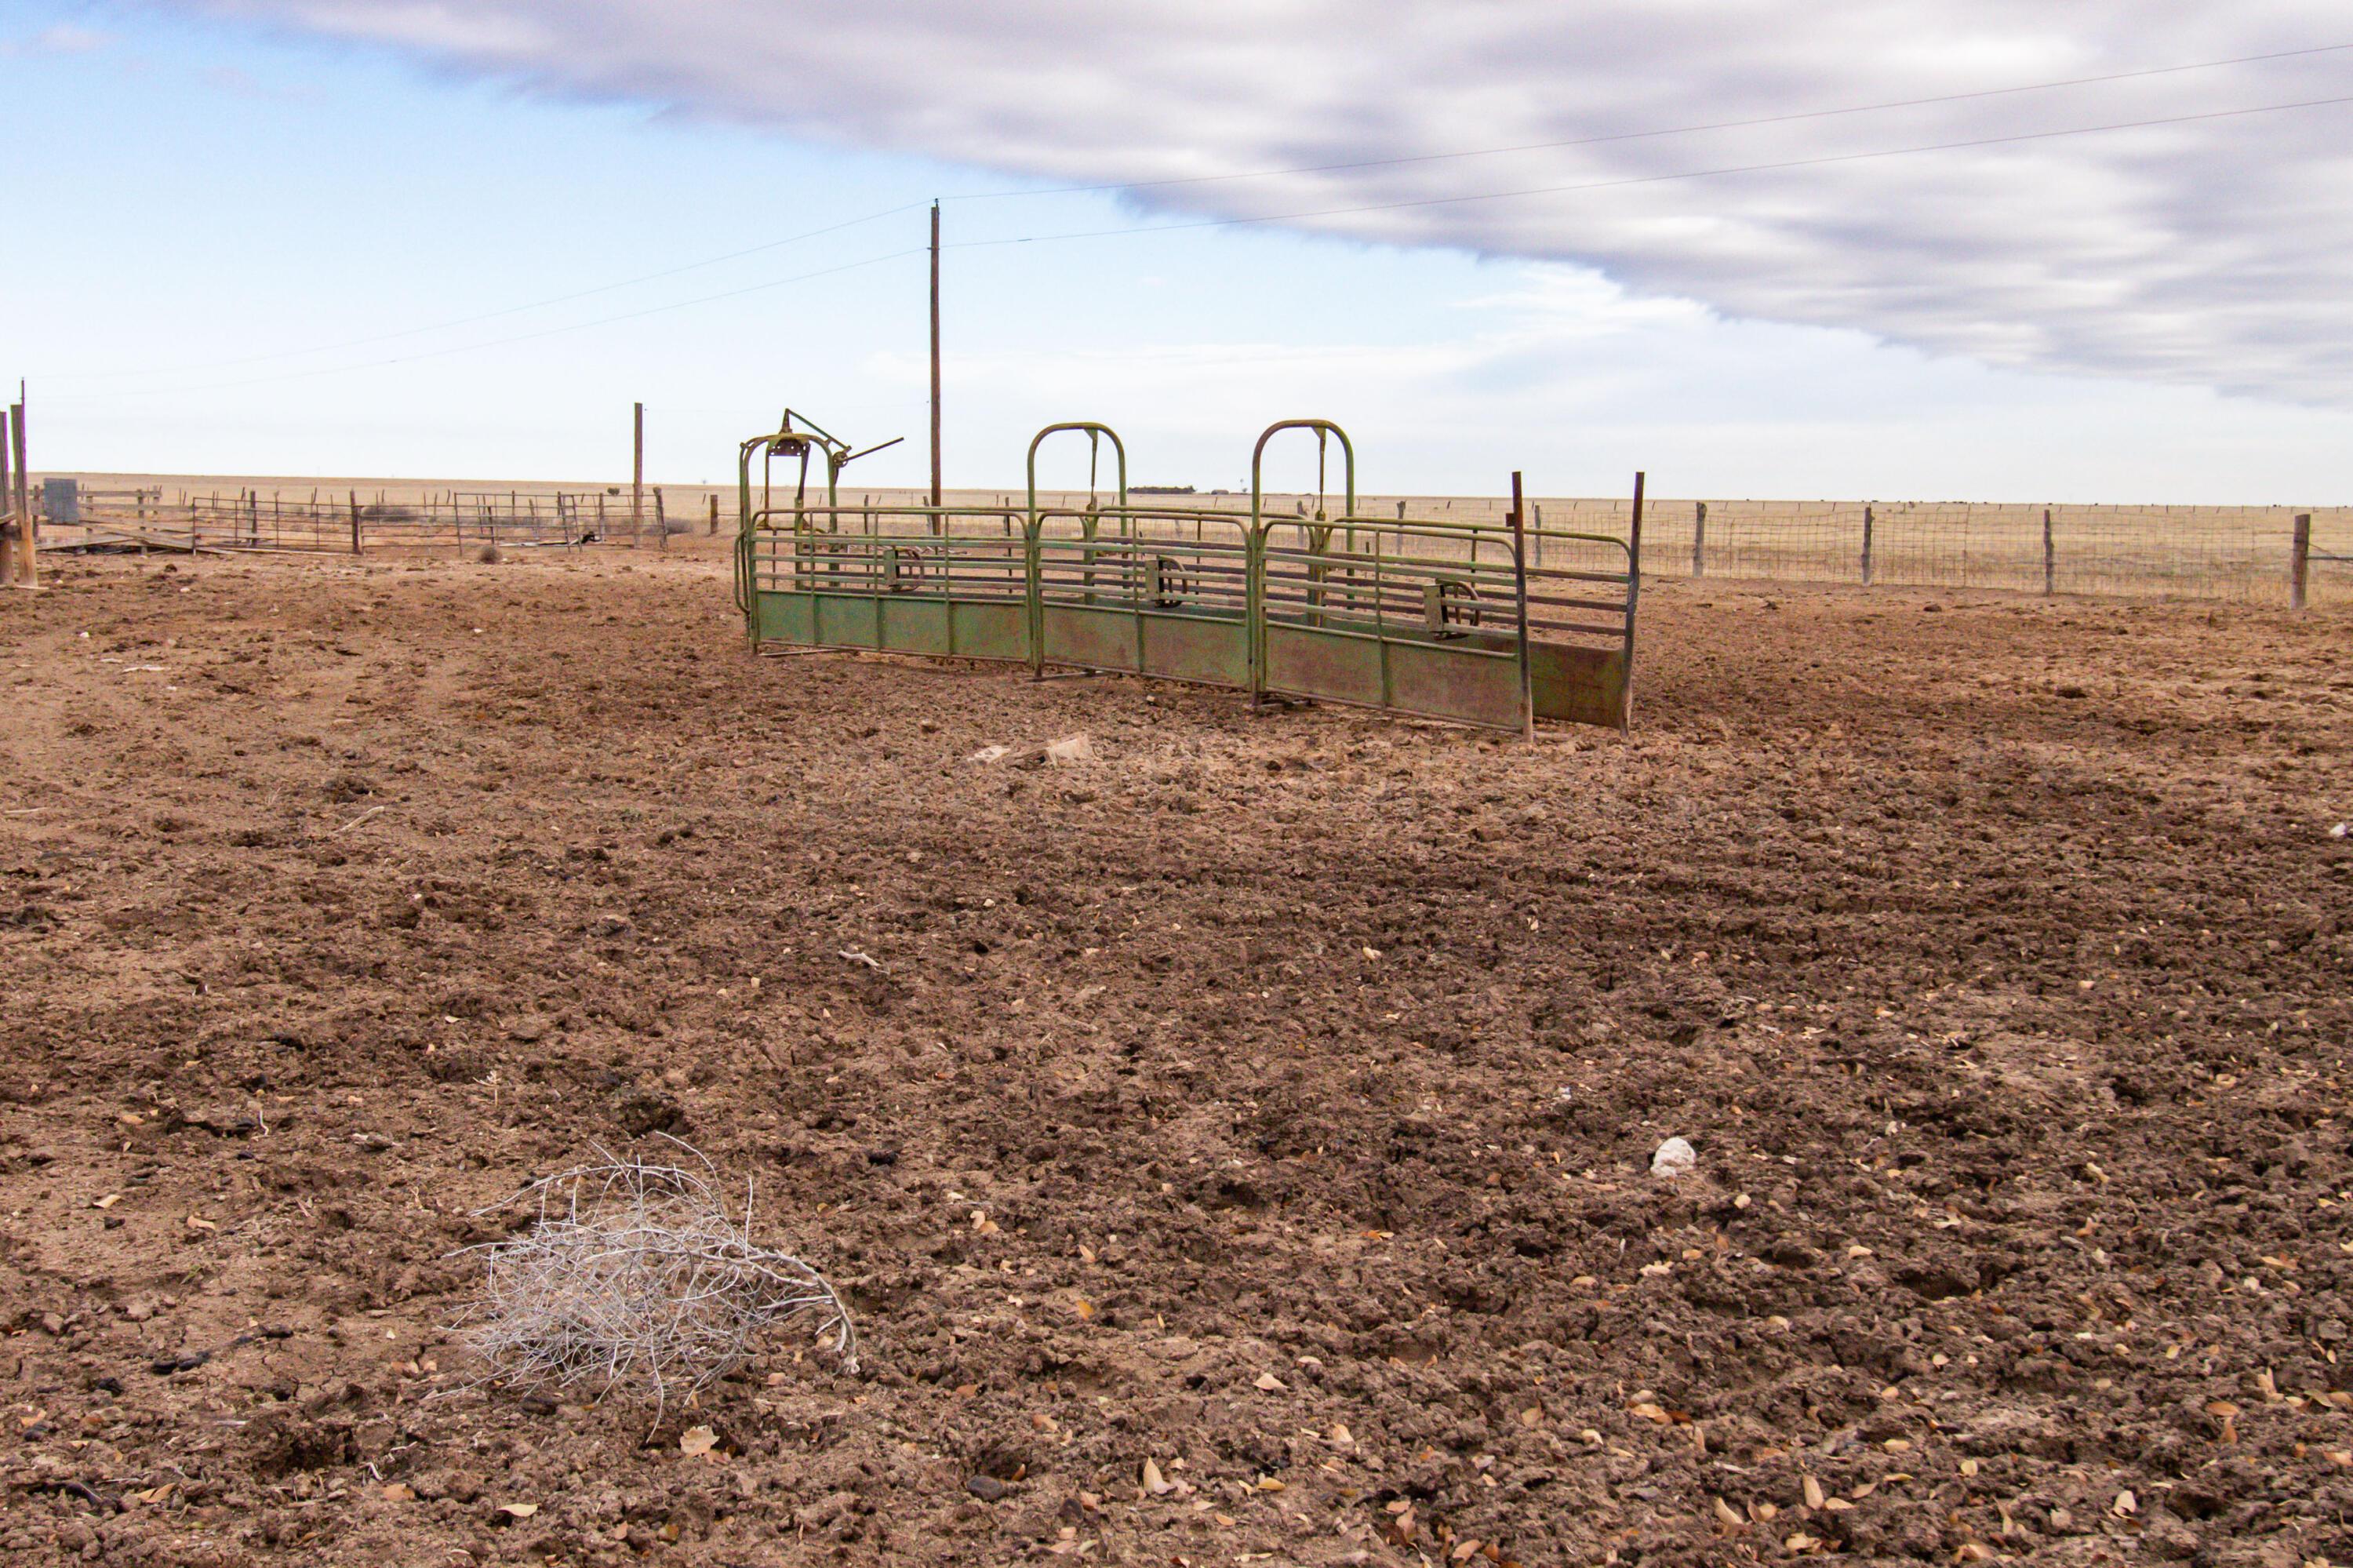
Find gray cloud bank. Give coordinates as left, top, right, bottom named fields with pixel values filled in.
left=165, top=1, right=2353, bottom=402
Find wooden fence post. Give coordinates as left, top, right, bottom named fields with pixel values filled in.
left=9, top=402, right=31, bottom=587
left=349, top=491, right=362, bottom=555
left=707, top=493, right=718, bottom=536
left=632, top=402, right=646, bottom=548
left=1692, top=500, right=1707, bottom=579
left=2042, top=507, right=2055, bottom=596
left=2292, top=513, right=2311, bottom=609
left=0, top=409, right=14, bottom=585
left=1860, top=504, right=1875, bottom=586
left=655, top=487, right=667, bottom=548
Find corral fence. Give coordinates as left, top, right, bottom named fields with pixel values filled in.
left=901, top=492, right=2352, bottom=608
left=46, top=482, right=719, bottom=556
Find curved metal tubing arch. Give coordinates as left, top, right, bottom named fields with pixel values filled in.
left=1025, top=422, right=1130, bottom=525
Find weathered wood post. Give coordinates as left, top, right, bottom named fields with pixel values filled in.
left=1507, top=470, right=1534, bottom=741
left=2042, top=507, right=2055, bottom=596
left=707, top=493, right=718, bottom=536
left=632, top=402, right=646, bottom=548
left=349, top=491, right=362, bottom=555
left=0, top=408, right=15, bottom=585
left=9, top=400, right=31, bottom=586
left=1693, top=500, right=1707, bottom=579
left=655, top=486, right=667, bottom=549
left=1860, top=504, right=1875, bottom=586
left=2292, top=513, right=2311, bottom=609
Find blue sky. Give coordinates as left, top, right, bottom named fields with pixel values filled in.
left=8, top=1, right=2352, bottom=501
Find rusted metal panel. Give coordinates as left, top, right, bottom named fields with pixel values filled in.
left=1529, top=644, right=1630, bottom=729
left=1264, top=624, right=1386, bottom=709
left=1040, top=603, right=1139, bottom=671
left=1387, top=640, right=1525, bottom=730
left=948, top=600, right=1031, bottom=663
left=1138, top=612, right=1251, bottom=688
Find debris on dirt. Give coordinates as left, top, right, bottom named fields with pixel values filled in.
left=966, top=744, right=1011, bottom=764
left=1650, top=1137, right=1697, bottom=1179
left=456, top=1141, right=855, bottom=1410
left=2333, top=822, right=2348, bottom=839
left=1044, top=733, right=1093, bottom=764
left=838, top=948, right=882, bottom=971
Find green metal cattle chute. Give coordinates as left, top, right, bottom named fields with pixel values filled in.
left=736, top=413, right=1641, bottom=734
left=1028, top=423, right=1255, bottom=690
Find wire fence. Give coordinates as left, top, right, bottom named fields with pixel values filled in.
left=39, top=478, right=2352, bottom=606
left=52, top=483, right=730, bottom=555
left=960, top=491, right=2352, bottom=607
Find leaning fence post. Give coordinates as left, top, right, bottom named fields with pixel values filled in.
left=1692, top=500, right=1707, bottom=579
left=1860, top=504, right=1875, bottom=586
left=655, top=487, right=667, bottom=549
left=2042, top=507, right=2055, bottom=596
left=2292, top=513, right=2311, bottom=609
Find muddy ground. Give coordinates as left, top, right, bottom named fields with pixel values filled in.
left=2, top=547, right=2350, bottom=1566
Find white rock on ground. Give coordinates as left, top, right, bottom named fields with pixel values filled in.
left=1650, top=1137, right=1697, bottom=1179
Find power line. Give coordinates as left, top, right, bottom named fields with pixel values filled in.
left=946, top=91, right=2353, bottom=249
left=48, top=201, right=929, bottom=381
left=49, top=248, right=926, bottom=405
left=950, top=40, right=2353, bottom=200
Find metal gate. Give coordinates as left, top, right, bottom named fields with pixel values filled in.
left=737, top=413, right=1642, bottom=734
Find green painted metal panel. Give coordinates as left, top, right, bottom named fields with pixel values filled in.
left=878, top=597, right=954, bottom=657
left=1386, top=639, right=1524, bottom=730
left=948, top=599, right=1031, bottom=663
left=1530, top=644, right=1629, bottom=729
left=812, top=593, right=882, bottom=649
left=755, top=591, right=814, bottom=646
left=1042, top=604, right=1142, bottom=672
left=1264, top=624, right=1385, bottom=708
left=1138, top=612, right=1250, bottom=688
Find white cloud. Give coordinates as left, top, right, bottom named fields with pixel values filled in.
left=1, top=22, right=116, bottom=56
left=146, top=1, right=2353, bottom=401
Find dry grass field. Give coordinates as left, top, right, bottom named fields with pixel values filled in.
left=2, top=543, right=2351, bottom=1566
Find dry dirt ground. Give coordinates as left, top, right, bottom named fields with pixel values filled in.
left=3, top=548, right=2351, bottom=1568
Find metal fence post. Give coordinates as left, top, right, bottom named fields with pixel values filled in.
left=2292, top=513, right=2311, bottom=609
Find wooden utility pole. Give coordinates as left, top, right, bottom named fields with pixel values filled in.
left=632, top=402, right=646, bottom=548
left=929, top=201, right=943, bottom=510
